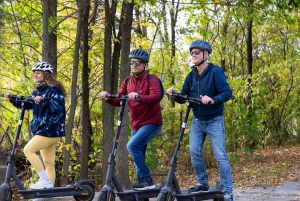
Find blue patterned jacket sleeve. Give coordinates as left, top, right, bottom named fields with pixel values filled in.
left=10, top=97, right=34, bottom=109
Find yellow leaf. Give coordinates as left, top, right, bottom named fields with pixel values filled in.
left=65, top=144, right=72, bottom=151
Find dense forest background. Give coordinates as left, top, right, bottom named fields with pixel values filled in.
left=0, top=0, right=299, bottom=191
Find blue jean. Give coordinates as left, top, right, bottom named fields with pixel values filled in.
left=189, top=116, right=233, bottom=194
left=127, top=124, right=162, bottom=182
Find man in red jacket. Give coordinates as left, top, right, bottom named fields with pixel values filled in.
left=99, top=48, right=163, bottom=190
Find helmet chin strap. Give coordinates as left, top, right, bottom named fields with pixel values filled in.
left=194, top=58, right=207, bottom=67
left=193, top=51, right=207, bottom=67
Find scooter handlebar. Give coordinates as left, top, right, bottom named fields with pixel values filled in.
left=166, top=92, right=212, bottom=104
left=0, top=94, right=34, bottom=103
left=105, top=94, right=140, bottom=100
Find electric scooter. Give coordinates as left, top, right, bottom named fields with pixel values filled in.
left=0, top=94, right=96, bottom=201
left=97, top=94, right=165, bottom=201
left=157, top=92, right=224, bottom=201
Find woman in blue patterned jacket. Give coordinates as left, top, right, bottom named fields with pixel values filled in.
left=4, top=61, right=66, bottom=192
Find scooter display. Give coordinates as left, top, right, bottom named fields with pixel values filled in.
left=97, top=94, right=164, bottom=201
left=157, top=92, right=224, bottom=201
left=0, top=94, right=96, bottom=201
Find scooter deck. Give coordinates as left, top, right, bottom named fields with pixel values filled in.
left=174, top=190, right=224, bottom=201
left=18, top=185, right=86, bottom=199
left=116, top=187, right=161, bottom=200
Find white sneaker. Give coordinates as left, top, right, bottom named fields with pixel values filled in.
left=31, top=198, right=55, bottom=201
left=32, top=198, right=55, bottom=201
left=30, top=179, right=54, bottom=189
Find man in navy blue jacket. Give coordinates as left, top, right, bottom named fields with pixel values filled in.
left=166, top=40, right=233, bottom=201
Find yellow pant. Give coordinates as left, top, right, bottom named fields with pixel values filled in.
left=24, top=135, right=60, bottom=185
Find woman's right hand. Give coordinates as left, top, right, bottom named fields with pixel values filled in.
left=4, top=92, right=12, bottom=100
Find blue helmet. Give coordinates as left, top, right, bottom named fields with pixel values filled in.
left=129, top=49, right=149, bottom=63
left=189, top=40, right=212, bottom=54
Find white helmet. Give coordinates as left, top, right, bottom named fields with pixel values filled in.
left=32, top=61, right=53, bottom=74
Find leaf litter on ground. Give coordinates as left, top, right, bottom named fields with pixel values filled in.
left=153, top=145, right=300, bottom=190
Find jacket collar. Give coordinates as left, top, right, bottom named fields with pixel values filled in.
left=36, top=84, right=48, bottom=92
left=133, top=70, right=148, bottom=81
left=192, top=63, right=213, bottom=77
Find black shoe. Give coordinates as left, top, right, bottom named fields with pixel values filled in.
left=189, top=183, right=209, bottom=193
left=132, top=178, right=156, bottom=190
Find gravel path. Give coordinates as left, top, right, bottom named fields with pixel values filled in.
left=53, top=182, right=300, bottom=201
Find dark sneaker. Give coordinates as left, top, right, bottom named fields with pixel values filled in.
left=132, top=178, right=156, bottom=190
left=189, top=183, right=209, bottom=193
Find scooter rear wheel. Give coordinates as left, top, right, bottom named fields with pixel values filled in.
left=97, top=191, right=115, bottom=201
left=74, top=182, right=95, bottom=201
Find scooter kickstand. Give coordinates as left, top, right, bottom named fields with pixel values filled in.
left=133, top=193, right=139, bottom=201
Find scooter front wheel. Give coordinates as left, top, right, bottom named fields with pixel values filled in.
left=74, top=182, right=95, bottom=201
left=97, top=191, right=115, bottom=201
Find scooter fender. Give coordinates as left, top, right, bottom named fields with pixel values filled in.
left=75, top=179, right=97, bottom=189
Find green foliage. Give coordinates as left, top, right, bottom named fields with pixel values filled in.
left=277, top=0, right=300, bottom=10
left=145, top=139, right=159, bottom=171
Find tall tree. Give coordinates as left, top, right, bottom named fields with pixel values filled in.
left=101, top=0, right=135, bottom=187
left=79, top=0, right=92, bottom=180
left=61, top=0, right=83, bottom=185
left=116, top=0, right=134, bottom=189
left=245, top=0, right=254, bottom=107
left=102, top=0, right=117, bottom=185
left=245, top=0, right=255, bottom=148
left=42, top=0, right=57, bottom=73
left=161, top=0, right=180, bottom=137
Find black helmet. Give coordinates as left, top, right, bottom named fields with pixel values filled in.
left=32, top=61, right=53, bottom=74
left=129, top=49, right=149, bottom=63
left=189, top=40, right=212, bottom=54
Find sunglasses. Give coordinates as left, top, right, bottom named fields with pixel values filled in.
left=190, top=50, right=202, bottom=56
left=130, top=61, right=143, bottom=66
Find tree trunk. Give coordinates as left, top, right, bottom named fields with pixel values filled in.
left=80, top=0, right=92, bottom=180
left=61, top=0, right=83, bottom=186
left=102, top=0, right=117, bottom=185
left=245, top=0, right=255, bottom=149
left=221, top=22, right=228, bottom=70
left=115, top=0, right=134, bottom=189
left=169, top=0, right=179, bottom=128
left=42, top=0, right=57, bottom=74
left=160, top=0, right=179, bottom=137
left=246, top=0, right=253, bottom=107
left=42, top=0, right=59, bottom=185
